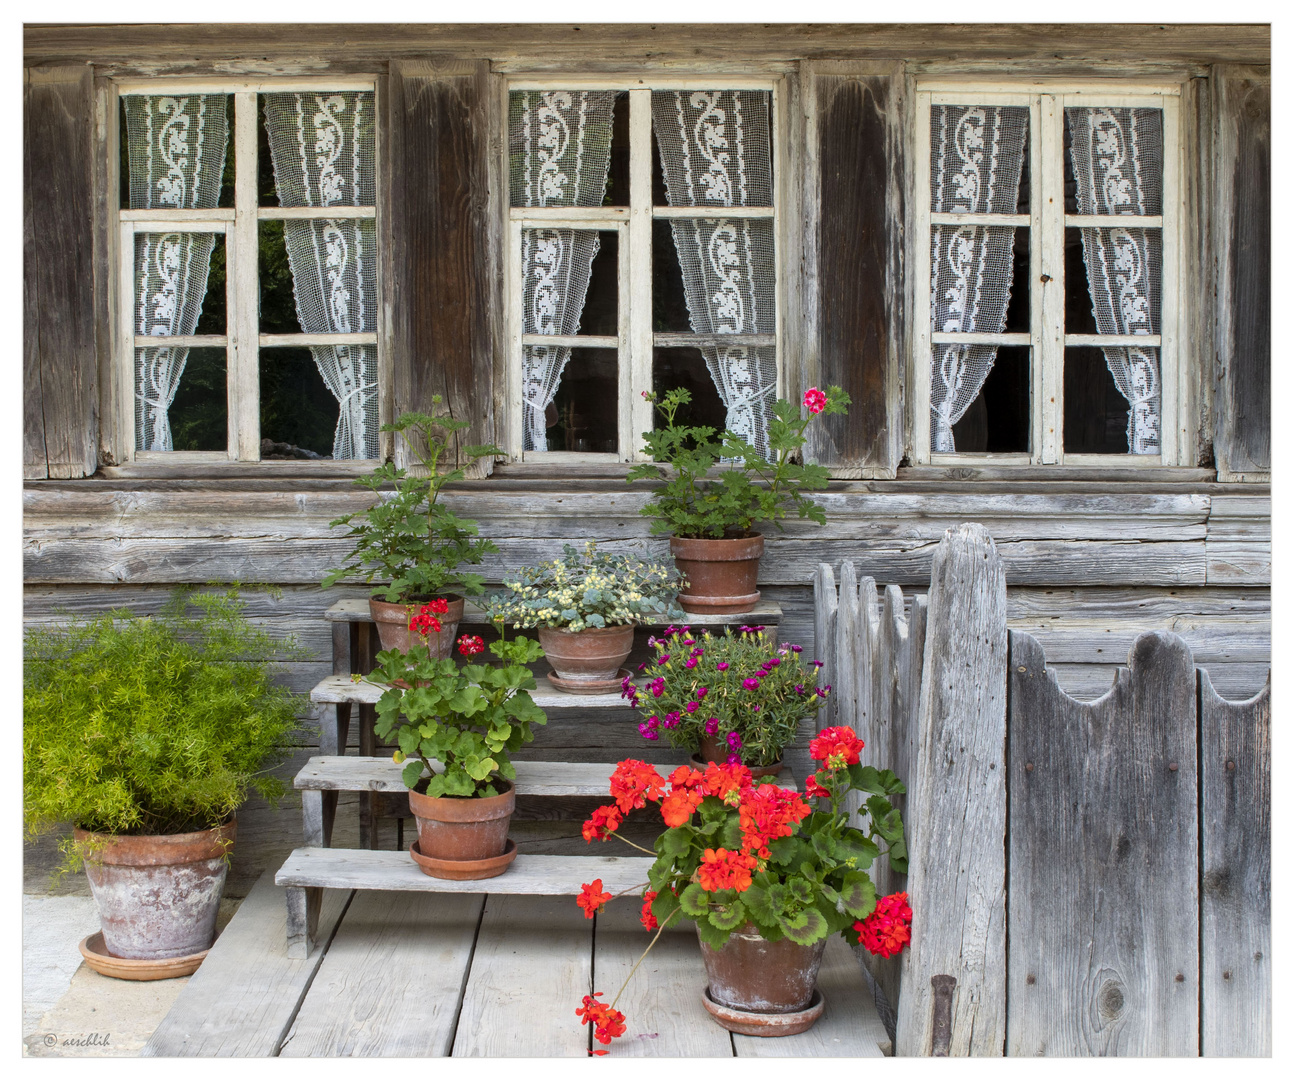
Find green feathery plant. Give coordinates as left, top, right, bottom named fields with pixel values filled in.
left=23, top=588, right=305, bottom=862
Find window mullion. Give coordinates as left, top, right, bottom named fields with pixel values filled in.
left=626, top=88, right=653, bottom=462
left=911, top=91, right=934, bottom=463
left=230, top=91, right=260, bottom=461
left=1037, top=93, right=1064, bottom=464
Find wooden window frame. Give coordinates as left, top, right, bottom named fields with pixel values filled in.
left=502, top=75, right=787, bottom=463
left=911, top=79, right=1186, bottom=467
left=110, top=76, right=385, bottom=467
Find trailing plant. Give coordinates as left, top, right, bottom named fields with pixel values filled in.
left=373, top=626, right=548, bottom=798
left=322, top=402, right=500, bottom=603
left=23, top=588, right=305, bottom=852
left=572, top=728, right=911, bottom=1051
left=620, top=625, right=826, bottom=768
left=486, top=541, right=687, bottom=632
left=627, top=385, right=850, bottom=539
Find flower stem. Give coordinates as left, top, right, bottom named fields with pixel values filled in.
left=608, top=907, right=683, bottom=1011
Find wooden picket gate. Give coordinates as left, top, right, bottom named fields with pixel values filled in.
left=813, top=523, right=1271, bottom=1057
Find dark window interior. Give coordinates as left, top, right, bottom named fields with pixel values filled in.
left=192, top=234, right=227, bottom=335
left=652, top=348, right=726, bottom=433
left=578, top=231, right=619, bottom=337
left=1064, top=347, right=1131, bottom=454
left=168, top=348, right=227, bottom=452
left=258, top=221, right=301, bottom=334
left=547, top=348, right=618, bottom=453
left=1003, top=226, right=1030, bottom=333
left=652, top=220, right=693, bottom=333
left=950, top=346, right=1031, bottom=453
left=259, top=347, right=339, bottom=459
left=604, top=92, right=629, bottom=207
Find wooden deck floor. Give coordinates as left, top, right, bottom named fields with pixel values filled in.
left=143, top=871, right=890, bottom=1057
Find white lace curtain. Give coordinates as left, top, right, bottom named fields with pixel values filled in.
left=263, top=91, right=379, bottom=460
left=651, top=90, right=778, bottom=458
left=928, top=105, right=1029, bottom=452
left=124, top=95, right=228, bottom=451
left=509, top=91, right=617, bottom=451
left=1066, top=106, right=1163, bottom=454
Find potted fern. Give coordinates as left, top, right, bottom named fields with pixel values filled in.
left=323, top=401, right=500, bottom=655
left=23, top=589, right=302, bottom=974
left=628, top=386, right=849, bottom=614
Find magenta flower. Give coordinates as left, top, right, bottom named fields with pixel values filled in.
left=790, top=644, right=803, bottom=653
left=658, top=655, right=671, bottom=665
left=704, top=717, right=719, bottom=735
left=767, top=657, right=782, bottom=667
left=811, top=660, right=825, bottom=669
left=742, top=677, right=761, bottom=691
left=726, top=752, right=742, bottom=764
left=663, top=712, right=680, bottom=729
left=650, top=678, right=666, bottom=698
left=696, top=687, right=709, bottom=699
left=795, top=684, right=806, bottom=695
left=685, top=701, right=698, bottom=714
left=638, top=662, right=648, bottom=673
left=727, top=731, right=743, bottom=750
left=685, top=657, right=698, bottom=669
left=804, top=387, right=827, bottom=414
left=717, top=662, right=730, bottom=671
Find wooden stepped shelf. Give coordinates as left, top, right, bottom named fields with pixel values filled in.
left=298, top=756, right=671, bottom=796
left=310, top=673, right=631, bottom=710
left=324, top=597, right=783, bottom=626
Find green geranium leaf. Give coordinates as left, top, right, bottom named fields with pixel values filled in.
left=709, top=901, right=747, bottom=931
left=679, top=883, right=711, bottom=918
left=402, top=758, right=426, bottom=789
left=776, top=908, right=828, bottom=945
left=659, top=824, right=694, bottom=858
left=836, top=871, right=878, bottom=918
left=696, top=917, right=732, bottom=949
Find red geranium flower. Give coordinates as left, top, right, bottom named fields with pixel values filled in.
left=577, top=879, right=613, bottom=919
left=803, top=387, right=827, bottom=414
left=854, top=891, right=913, bottom=958
left=428, top=597, right=450, bottom=615
left=640, top=890, right=658, bottom=931
left=809, top=725, right=865, bottom=768
left=696, top=848, right=758, bottom=893
left=457, top=634, right=485, bottom=656
left=804, top=771, right=832, bottom=799
left=738, top=784, right=811, bottom=858
left=582, top=804, right=624, bottom=843
left=660, top=787, right=704, bottom=828
left=577, top=992, right=627, bottom=1047
left=609, top=760, right=666, bottom=813
left=700, top=761, right=752, bottom=804
left=408, top=606, right=443, bottom=637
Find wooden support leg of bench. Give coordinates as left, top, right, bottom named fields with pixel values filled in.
left=285, top=885, right=320, bottom=960
left=302, top=789, right=332, bottom=848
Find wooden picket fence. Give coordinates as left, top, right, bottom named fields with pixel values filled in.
left=813, top=523, right=1271, bottom=1057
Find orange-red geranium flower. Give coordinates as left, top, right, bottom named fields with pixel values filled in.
left=577, top=992, right=627, bottom=1046
left=640, top=890, right=658, bottom=931
left=804, top=771, right=832, bottom=799
left=738, top=784, right=811, bottom=858
left=577, top=879, right=613, bottom=919
left=609, top=759, right=666, bottom=813
left=668, top=765, right=705, bottom=790
left=854, top=891, right=913, bottom=958
left=696, top=848, right=758, bottom=893
left=809, top=725, right=866, bottom=768
left=660, top=787, right=704, bottom=827
left=701, top=761, right=752, bottom=803
left=582, top=804, right=624, bottom=843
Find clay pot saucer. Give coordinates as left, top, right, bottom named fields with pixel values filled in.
left=701, top=986, right=825, bottom=1037
left=410, top=838, right=517, bottom=880
left=78, top=931, right=208, bottom=981
left=546, top=667, right=632, bottom=695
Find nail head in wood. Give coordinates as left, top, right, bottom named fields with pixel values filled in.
left=1168, top=762, right=1179, bottom=771
left=1025, top=761, right=1034, bottom=772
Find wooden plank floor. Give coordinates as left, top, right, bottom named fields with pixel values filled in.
left=149, top=871, right=890, bottom=1057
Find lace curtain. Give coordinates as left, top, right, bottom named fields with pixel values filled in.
left=1066, top=106, right=1163, bottom=454
left=263, top=91, right=379, bottom=460
left=509, top=90, right=617, bottom=451
left=928, top=105, right=1028, bottom=452
left=651, top=90, right=778, bottom=457
left=124, top=95, right=228, bottom=451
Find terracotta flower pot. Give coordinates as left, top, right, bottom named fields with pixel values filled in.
left=537, top=624, right=635, bottom=694
left=74, top=819, right=236, bottom=962
left=671, top=534, right=764, bottom=615
left=693, top=737, right=784, bottom=778
left=369, top=595, right=464, bottom=656
left=699, top=922, right=828, bottom=1016
left=407, top=781, right=516, bottom=879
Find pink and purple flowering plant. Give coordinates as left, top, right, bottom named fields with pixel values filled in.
left=621, top=625, right=827, bottom=767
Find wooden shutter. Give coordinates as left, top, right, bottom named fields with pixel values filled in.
left=24, top=65, right=97, bottom=479
left=803, top=65, right=905, bottom=478
left=1213, top=66, right=1270, bottom=482
left=388, top=59, right=499, bottom=475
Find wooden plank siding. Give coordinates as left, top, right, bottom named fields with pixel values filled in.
left=24, top=64, right=98, bottom=480
left=1212, top=66, right=1270, bottom=482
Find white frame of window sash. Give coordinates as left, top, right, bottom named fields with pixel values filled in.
left=503, top=77, right=784, bottom=462
left=114, top=77, right=381, bottom=463
left=911, top=81, right=1182, bottom=467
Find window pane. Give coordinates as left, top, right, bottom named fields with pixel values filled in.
left=652, top=347, right=727, bottom=433
left=652, top=219, right=692, bottom=332
left=1064, top=107, right=1162, bottom=216
left=259, top=347, right=342, bottom=459
left=521, top=228, right=607, bottom=337
left=120, top=94, right=231, bottom=210
left=545, top=348, right=618, bottom=453
left=259, top=218, right=378, bottom=336
left=260, top=91, right=376, bottom=208
left=259, top=221, right=300, bottom=334
left=930, top=225, right=1023, bottom=335
left=578, top=230, right=619, bottom=336
left=1064, top=226, right=1161, bottom=335
left=604, top=92, right=629, bottom=207
left=1064, top=345, right=1160, bottom=455
left=1001, top=226, right=1031, bottom=333
left=134, top=232, right=225, bottom=336
left=651, top=90, right=774, bottom=208
left=939, top=345, right=1031, bottom=454
left=508, top=91, right=617, bottom=209
left=929, top=106, right=1029, bottom=214
left=136, top=347, right=226, bottom=453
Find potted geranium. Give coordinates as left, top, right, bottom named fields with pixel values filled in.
left=628, top=386, right=849, bottom=614
left=371, top=629, right=547, bottom=879
left=573, top=726, right=910, bottom=1047
left=486, top=542, right=687, bottom=694
left=323, top=400, right=499, bottom=656
left=23, top=589, right=302, bottom=975
left=622, top=625, right=827, bottom=773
